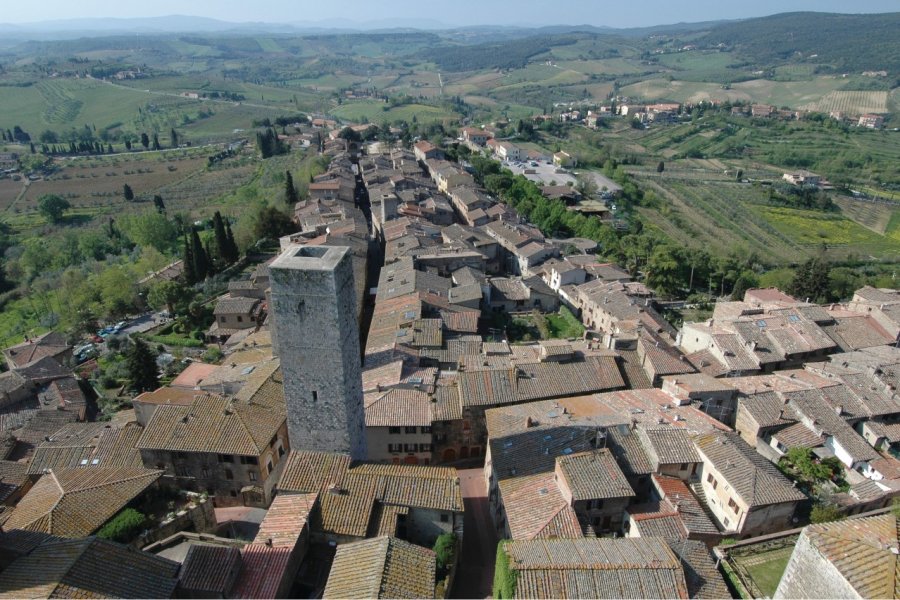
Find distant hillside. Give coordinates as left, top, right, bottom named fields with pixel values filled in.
left=695, top=12, right=900, bottom=73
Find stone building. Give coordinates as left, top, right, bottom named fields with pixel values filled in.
left=775, top=513, right=899, bottom=599
left=136, top=373, right=289, bottom=508
left=269, top=245, right=367, bottom=460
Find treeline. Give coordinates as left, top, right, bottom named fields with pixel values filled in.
left=695, top=12, right=900, bottom=73
left=183, top=211, right=239, bottom=285
left=422, top=35, right=577, bottom=72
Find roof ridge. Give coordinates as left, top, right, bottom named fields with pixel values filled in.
left=63, top=468, right=160, bottom=495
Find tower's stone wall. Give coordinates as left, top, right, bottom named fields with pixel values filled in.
left=269, top=245, right=367, bottom=460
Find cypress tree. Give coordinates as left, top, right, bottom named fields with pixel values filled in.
left=224, top=221, right=239, bottom=263
left=126, top=338, right=159, bottom=392
left=213, top=211, right=231, bottom=265
left=183, top=236, right=196, bottom=285
left=190, top=228, right=208, bottom=281
left=285, top=171, right=299, bottom=206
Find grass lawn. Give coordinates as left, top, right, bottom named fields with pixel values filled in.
left=545, top=307, right=585, bottom=339
left=329, top=100, right=458, bottom=125
left=735, top=550, right=792, bottom=598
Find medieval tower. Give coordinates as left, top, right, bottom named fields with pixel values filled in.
left=269, top=245, right=367, bottom=460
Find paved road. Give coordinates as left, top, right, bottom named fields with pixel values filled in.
left=451, top=468, right=498, bottom=599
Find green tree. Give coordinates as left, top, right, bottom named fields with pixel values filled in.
left=37, top=194, right=71, bottom=223
left=731, top=270, right=759, bottom=301
left=119, top=211, right=179, bottom=254
left=574, top=173, right=598, bottom=199
left=182, top=236, right=196, bottom=285
left=656, top=160, right=665, bottom=173
left=493, top=541, right=518, bottom=599
left=126, top=337, right=159, bottom=392
left=97, top=508, right=147, bottom=543
left=433, top=533, right=456, bottom=579
left=153, top=195, right=166, bottom=215
left=253, top=205, right=295, bottom=241
left=140, top=132, right=149, bottom=149
left=284, top=171, right=299, bottom=206
left=810, top=502, right=844, bottom=524
left=147, top=280, right=192, bottom=316
left=212, top=211, right=238, bottom=265
left=169, top=128, right=178, bottom=148
left=152, top=133, right=160, bottom=151
left=190, top=228, right=210, bottom=281
left=646, top=245, right=682, bottom=298
left=123, top=184, right=134, bottom=202
left=789, top=257, right=831, bottom=303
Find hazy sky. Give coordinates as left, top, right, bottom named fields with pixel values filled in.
left=3, top=0, right=897, bottom=27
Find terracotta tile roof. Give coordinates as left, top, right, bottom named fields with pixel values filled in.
left=669, top=539, right=730, bottom=600
left=232, top=543, right=292, bottom=599
left=4, top=332, right=70, bottom=368
left=28, top=422, right=144, bottom=475
left=133, top=386, right=199, bottom=407
left=738, top=391, right=797, bottom=428
left=278, top=451, right=463, bottom=538
left=432, top=384, right=463, bottom=421
left=213, top=295, right=261, bottom=315
left=795, top=513, right=900, bottom=599
left=365, top=388, right=432, bottom=427
left=651, top=475, right=719, bottom=537
left=694, top=432, right=805, bottom=507
left=503, top=537, right=689, bottom=599
left=253, top=492, right=317, bottom=547
left=0, top=536, right=180, bottom=599
left=439, top=309, right=480, bottom=333
left=499, top=473, right=583, bottom=541
left=636, top=427, right=701, bottom=469
left=683, top=349, right=729, bottom=378
left=324, top=536, right=436, bottom=599
left=0, top=460, right=28, bottom=503
left=362, top=360, right=404, bottom=392
left=4, top=467, right=162, bottom=538
left=607, top=429, right=654, bottom=476
left=556, top=449, right=634, bottom=501
left=178, top=545, right=242, bottom=596
left=771, top=422, right=824, bottom=449
left=368, top=503, right=409, bottom=538
left=136, top=389, right=284, bottom=456
left=170, top=361, right=219, bottom=388
left=785, top=388, right=879, bottom=462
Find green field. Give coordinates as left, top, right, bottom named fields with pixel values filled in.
left=329, top=100, right=459, bottom=125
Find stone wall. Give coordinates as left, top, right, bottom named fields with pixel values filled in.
left=270, top=245, right=367, bottom=460
left=133, top=496, right=216, bottom=549
left=774, top=529, right=859, bottom=599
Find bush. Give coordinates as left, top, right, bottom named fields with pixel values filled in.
left=96, top=508, right=147, bottom=542
left=433, top=532, right=456, bottom=577
left=492, top=541, right=518, bottom=599
left=202, top=346, right=224, bottom=363
left=142, top=334, right=204, bottom=348
left=810, top=502, right=844, bottom=524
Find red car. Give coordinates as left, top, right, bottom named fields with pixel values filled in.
left=90, top=335, right=104, bottom=344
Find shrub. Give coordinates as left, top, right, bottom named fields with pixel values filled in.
left=96, top=508, right=147, bottom=542
left=202, top=346, right=224, bottom=363
left=142, top=334, right=204, bottom=348
left=492, top=541, right=518, bottom=599
left=433, top=532, right=456, bottom=577
left=810, top=502, right=844, bottom=524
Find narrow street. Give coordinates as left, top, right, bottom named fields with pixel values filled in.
left=452, top=468, right=498, bottom=599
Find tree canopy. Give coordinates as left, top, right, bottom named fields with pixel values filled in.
left=37, top=194, right=71, bottom=224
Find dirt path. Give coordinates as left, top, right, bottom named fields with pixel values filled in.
left=451, top=468, right=498, bottom=599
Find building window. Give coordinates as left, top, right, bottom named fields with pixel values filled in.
left=237, top=316, right=243, bottom=323
left=680, top=463, right=688, bottom=471
left=220, top=316, right=227, bottom=323
left=440, top=513, right=449, bottom=523
left=389, top=426, right=402, bottom=435
left=249, top=470, right=258, bottom=482
left=224, top=469, right=233, bottom=480
left=388, top=444, right=401, bottom=453
left=591, top=499, right=605, bottom=510
left=312, top=390, right=318, bottom=402
left=201, top=468, right=211, bottom=478
left=728, top=498, right=739, bottom=513
left=405, top=426, right=418, bottom=434
left=723, top=517, right=730, bottom=528
left=421, top=426, right=432, bottom=434
left=218, top=454, right=234, bottom=463
left=404, top=443, right=418, bottom=453
left=278, top=445, right=285, bottom=457
left=420, top=443, right=432, bottom=452
left=175, top=466, right=189, bottom=477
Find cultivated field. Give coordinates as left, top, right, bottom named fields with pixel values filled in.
left=801, top=90, right=890, bottom=115
left=329, top=100, right=459, bottom=125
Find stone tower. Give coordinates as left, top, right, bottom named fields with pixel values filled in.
left=269, top=245, right=367, bottom=460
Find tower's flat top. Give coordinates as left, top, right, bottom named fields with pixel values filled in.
left=270, top=244, right=351, bottom=271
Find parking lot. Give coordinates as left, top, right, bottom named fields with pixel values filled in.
left=504, top=160, right=622, bottom=194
